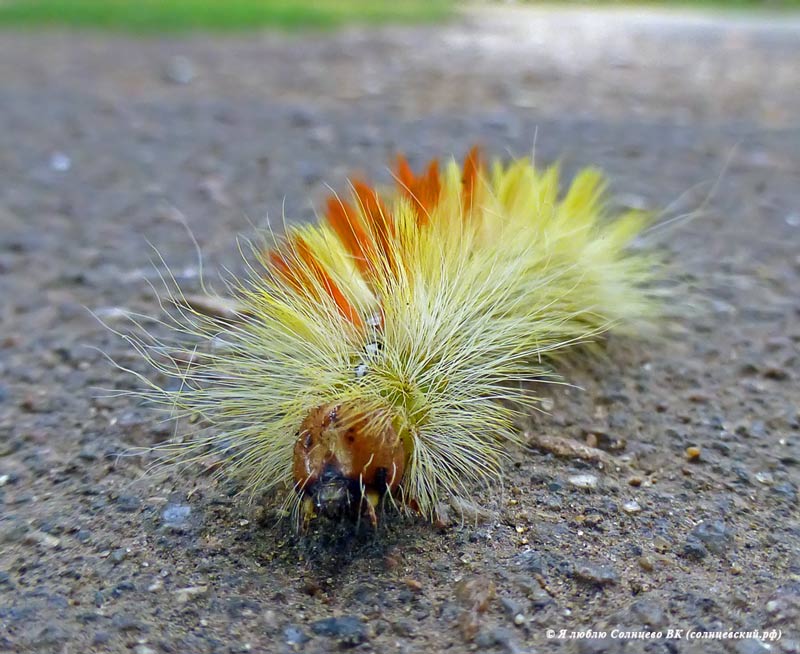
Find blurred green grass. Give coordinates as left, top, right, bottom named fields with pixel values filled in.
left=0, top=0, right=452, bottom=32
left=518, top=0, right=800, bottom=8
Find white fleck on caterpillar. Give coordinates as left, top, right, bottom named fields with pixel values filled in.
left=120, top=146, right=661, bottom=529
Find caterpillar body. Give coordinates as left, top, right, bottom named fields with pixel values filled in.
left=132, top=147, right=658, bottom=529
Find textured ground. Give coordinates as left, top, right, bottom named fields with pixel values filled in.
left=1, top=7, right=799, bottom=654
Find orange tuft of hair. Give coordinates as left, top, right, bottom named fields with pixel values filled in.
left=461, top=145, right=483, bottom=214
left=270, top=236, right=363, bottom=329
left=395, top=155, right=441, bottom=226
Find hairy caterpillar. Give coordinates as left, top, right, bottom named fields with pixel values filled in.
left=123, top=147, right=659, bottom=529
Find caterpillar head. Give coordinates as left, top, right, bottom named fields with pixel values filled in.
left=293, top=402, right=406, bottom=526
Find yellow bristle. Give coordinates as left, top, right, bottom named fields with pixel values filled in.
left=121, top=148, right=660, bottom=526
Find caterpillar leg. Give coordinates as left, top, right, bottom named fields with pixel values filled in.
left=363, top=490, right=381, bottom=528
left=301, top=496, right=317, bottom=530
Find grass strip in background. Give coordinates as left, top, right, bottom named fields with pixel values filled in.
left=0, top=0, right=452, bottom=32
left=514, top=0, right=800, bottom=9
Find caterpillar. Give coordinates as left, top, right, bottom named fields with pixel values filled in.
left=125, top=146, right=659, bottom=529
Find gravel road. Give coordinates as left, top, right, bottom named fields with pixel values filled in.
left=1, top=7, right=799, bottom=654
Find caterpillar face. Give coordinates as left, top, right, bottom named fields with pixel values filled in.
left=292, top=402, right=406, bottom=525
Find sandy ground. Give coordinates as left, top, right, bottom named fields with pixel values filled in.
left=1, top=7, right=799, bottom=654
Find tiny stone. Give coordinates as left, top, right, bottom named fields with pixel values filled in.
left=755, top=471, right=774, bottom=485
left=682, top=539, right=708, bottom=560
left=310, top=616, right=368, bottom=647
left=763, top=367, right=789, bottom=381
left=568, top=474, right=599, bottom=490
left=162, top=504, right=191, bottom=526
left=455, top=576, right=496, bottom=611
left=392, top=619, right=414, bottom=637
left=78, top=446, right=99, bottom=462
left=92, top=631, right=111, bottom=646
left=474, top=627, right=516, bottom=651
left=49, top=151, right=72, bottom=172
left=24, top=531, right=60, bottom=548
left=771, top=482, right=798, bottom=502
left=629, top=599, right=666, bottom=628
left=511, top=550, right=545, bottom=575
left=500, top=596, right=523, bottom=620
left=638, top=556, right=655, bottom=571
left=112, top=581, right=135, bottom=598
left=174, top=586, right=208, bottom=603
left=284, top=624, right=309, bottom=646
left=572, top=560, right=619, bottom=586
left=686, top=446, right=702, bottom=461
left=289, top=106, right=316, bottom=128
left=111, top=615, right=146, bottom=632
left=116, top=495, right=141, bottom=513
left=622, top=500, right=642, bottom=514
left=691, top=520, right=733, bottom=555
left=163, top=56, right=195, bottom=85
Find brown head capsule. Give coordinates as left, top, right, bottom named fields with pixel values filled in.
left=293, top=402, right=406, bottom=525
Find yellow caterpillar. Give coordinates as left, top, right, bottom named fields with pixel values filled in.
left=128, top=147, right=658, bottom=528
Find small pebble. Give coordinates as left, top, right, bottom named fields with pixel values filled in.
left=628, top=599, right=667, bottom=628
left=754, top=471, right=774, bottom=486
left=622, top=500, right=642, bottom=514
left=572, top=560, right=619, bottom=586
left=455, top=576, right=496, bottom=611
left=392, top=619, right=414, bottom=637
left=499, top=596, right=523, bottom=621
left=289, top=106, right=316, bottom=128
left=763, top=366, right=789, bottom=381
left=110, top=548, right=127, bottom=564
left=24, top=531, right=60, bottom=548
left=691, top=520, right=733, bottom=555
left=174, top=586, right=208, bottom=603
left=568, top=474, right=599, bottom=490
left=310, top=616, right=368, bottom=647
left=682, top=539, right=708, bottom=560
left=91, top=631, right=111, bottom=646
left=116, top=495, right=141, bottom=513
left=49, top=151, right=72, bottom=172
left=163, top=55, right=195, bottom=85
left=686, top=446, right=702, bottom=461
left=162, top=503, right=191, bottom=527
left=111, top=615, right=145, bottom=632
left=284, top=624, right=309, bottom=647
